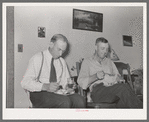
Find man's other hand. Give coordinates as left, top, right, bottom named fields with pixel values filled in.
left=97, top=71, right=105, bottom=80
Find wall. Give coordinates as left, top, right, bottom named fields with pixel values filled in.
left=14, top=6, right=143, bottom=108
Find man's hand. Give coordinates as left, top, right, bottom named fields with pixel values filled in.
left=72, top=81, right=77, bottom=90
left=65, top=80, right=77, bottom=94
left=66, top=88, right=75, bottom=94
left=42, top=83, right=59, bottom=92
left=102, top=74, right=117, bottom=87
left=96, top=71, right=105, bottom=80
left=116, top=74, right=125, bottom=84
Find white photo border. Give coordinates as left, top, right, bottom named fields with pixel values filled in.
left=2, top=2, right=147, bottom=120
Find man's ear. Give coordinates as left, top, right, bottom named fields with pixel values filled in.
left=49, top=42, right=54, bottom=48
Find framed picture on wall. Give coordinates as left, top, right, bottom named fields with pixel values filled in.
left=38, top=27, right=45, bottom=38
left=73, top=9, right=103, bottom=32
left=123, top=35, right=133, bottom=47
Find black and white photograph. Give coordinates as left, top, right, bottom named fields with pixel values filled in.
left=123, top=35, right=133, bottom=46
left=73, top=9, right=103, bottom=32
left=3, top=3, right=147, bottom=120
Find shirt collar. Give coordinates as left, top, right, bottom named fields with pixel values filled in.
left=46, top=48, right=60, bottom=62
left=92, top=53, right=107, bottom=64
left=46, top=48, right=53, bottom=60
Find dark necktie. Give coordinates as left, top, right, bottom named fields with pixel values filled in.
left=50, top=58, right=57, bottom=82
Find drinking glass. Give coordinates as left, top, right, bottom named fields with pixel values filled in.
left=67, top=77, right=74, bottom=88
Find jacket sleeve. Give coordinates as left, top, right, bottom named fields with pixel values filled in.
left=21, top=54, right=43, bottom=92
left=77, top=59, right=90, bottom=90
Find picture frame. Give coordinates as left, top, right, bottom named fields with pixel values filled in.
left=38, top=27, right=45, bottom=38
left=73, top=9, right=103, bottom=32
left=123, top=35, right=133, bottom=47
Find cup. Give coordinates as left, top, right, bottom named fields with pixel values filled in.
left=58, top=85, right=63, bottom=90
left=67, top=77, right=74, bottom=88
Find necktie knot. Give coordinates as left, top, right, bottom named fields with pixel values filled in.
left=51, top=57, right=54, bottom=64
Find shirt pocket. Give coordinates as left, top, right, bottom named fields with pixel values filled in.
left=89, top=66, right=102, bottom=75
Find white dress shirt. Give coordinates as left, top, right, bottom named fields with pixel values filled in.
left=21, top=49, right=70, bottom=93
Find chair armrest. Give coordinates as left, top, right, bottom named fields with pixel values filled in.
left=71, top=76, right=90, bottom=101
left=77, top=85, right=86, bottom=96
left=71, top=76, right=87, bottom=96
left=126, top=64, right=134, bottom=90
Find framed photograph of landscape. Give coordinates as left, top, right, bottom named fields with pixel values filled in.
left=73, top=9, right=103, bottom=32
left=123, top=35, right=133, bottom=47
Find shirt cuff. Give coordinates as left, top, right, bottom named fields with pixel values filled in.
left=30, top=82, right=43, bottom=92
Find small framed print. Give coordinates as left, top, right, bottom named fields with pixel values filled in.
left=38, top=27, right=45, bottom=38
left=123, top=35, right=133, bottom=47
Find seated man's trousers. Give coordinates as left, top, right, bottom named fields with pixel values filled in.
left=30, top=91, right=86, bottom=108
left=91, top=83, right=143, bottom=108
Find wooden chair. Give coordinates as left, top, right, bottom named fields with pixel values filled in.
left=76, top=61, right=134, bottom=108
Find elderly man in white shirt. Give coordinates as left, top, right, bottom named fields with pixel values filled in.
left=21, top=34, right=86, bottom=108
left=78, top=37, right=143, bottom=108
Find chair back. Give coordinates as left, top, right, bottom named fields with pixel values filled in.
left=114, top=62, right=134, bottom=90
left=76, top=62, right=82, bottom=76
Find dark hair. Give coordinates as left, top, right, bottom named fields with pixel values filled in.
left=51, top=34, right=68, bottom=44
left=95, top=37, right=108, bottom=45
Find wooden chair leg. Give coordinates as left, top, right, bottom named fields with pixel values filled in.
left=127, top=64, right=134, bottom=90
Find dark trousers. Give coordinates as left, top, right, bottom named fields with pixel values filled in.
left=91, top=83, right=143, bottom=108
left=30, top=91, right=86, bottom=108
